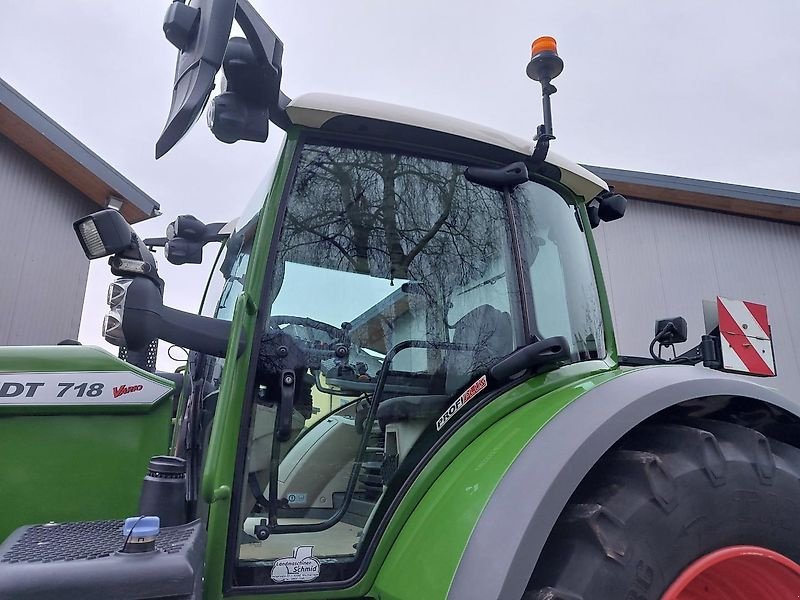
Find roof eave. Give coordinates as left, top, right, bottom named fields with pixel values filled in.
left=585, top=165, right=800, bottom=225
left=0, top=77, right=159, bottom=223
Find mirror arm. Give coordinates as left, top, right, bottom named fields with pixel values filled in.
left=234, top=0, right=292, bottom=131
left=120, top=276, right=239, bottom=358
left=158, top=306, right=235, bottom=358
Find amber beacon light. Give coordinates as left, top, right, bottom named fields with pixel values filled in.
left=527, top=36, right=563, bottom=82
left=531, top=36, right=557, bottom=57
left=526, top=36, right=564, bottom=139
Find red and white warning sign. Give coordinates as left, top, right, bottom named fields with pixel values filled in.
left=715, top=297, right=776, bottom=377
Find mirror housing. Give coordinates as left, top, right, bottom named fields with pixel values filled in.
left=208, top=0, right=287, bottom=144
left=597, top=192, right=627, bottom=222
left=165, top=215, right=226, bottom=265
left=157, top=0, right=289, bottom=157
left=162, top=2, right=201, bottom=51
left=586, top=204, right=601, bottom=229
left=208, top=87, right=270, bottom=144
left=156, top=0, right=237, bottom=158
left=654, top=316, right=688, bottom=346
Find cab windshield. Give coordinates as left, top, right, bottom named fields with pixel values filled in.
left=220, top=140, right=604, bottom=588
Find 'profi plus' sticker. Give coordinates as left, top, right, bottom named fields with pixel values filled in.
left=0, top=371, right=173, bottom=406
left=271, top=546, right=320, bottom=583
left=436, top=375, right=488, bottom=431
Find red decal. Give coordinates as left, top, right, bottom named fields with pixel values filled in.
left=113, top=384, right=144, bottom=398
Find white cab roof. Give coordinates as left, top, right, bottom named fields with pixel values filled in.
left=286, top=92, right=607, bottom=201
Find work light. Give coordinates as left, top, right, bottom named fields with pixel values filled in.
left=73, top=209, right=135, bottom=260
left=107, top=278, right=133, bottom=308
left=102, top=309, right=126, bottom=346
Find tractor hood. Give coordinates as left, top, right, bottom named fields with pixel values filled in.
left=286, top=92, right=608, bottom=202
left=0, top=345, right=176, bottom=542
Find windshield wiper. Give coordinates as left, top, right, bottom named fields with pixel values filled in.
left=489, top=335, right=570, bottom=382
left=463, top=161, right=529, bottom=189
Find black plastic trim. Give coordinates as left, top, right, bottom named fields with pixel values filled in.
left=502, top=187, right=535, bottom=341
left=319, top=114, right=553, bottom=176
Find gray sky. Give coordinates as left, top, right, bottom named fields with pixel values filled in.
left=1, top=0, right=799, bottom=367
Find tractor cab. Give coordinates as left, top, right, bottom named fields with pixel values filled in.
left=173, top=89, right=614, bottom=586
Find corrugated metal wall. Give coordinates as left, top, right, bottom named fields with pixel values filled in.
left=593, top=198, right=800, bottom=395
left=0, top=134, right=95, bottom=345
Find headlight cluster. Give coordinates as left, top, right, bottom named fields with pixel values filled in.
left=102, top=278, right=133, bottom=346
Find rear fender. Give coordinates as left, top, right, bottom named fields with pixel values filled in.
left=448, top=365, right=799, bottom=600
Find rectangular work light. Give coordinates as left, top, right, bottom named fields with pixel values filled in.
left=73, top=209, right=135, bottom=260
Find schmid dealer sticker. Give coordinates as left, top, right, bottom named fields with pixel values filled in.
left=436, top=375, right=488, bottom=431
left=271, top=546, right=321, bottom=583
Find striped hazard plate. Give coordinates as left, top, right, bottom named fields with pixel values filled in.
left=716, top=297, right=776, bottom=376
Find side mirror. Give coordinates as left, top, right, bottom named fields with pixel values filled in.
left=156, top=0, right=238, bottom=158
left=597, top=192, right=627, bottom=222
left=157, top=0, right=288, bottom=157
left=208, top=0, right=286, bottom=144
left=166, top=215, right=227, bottom=265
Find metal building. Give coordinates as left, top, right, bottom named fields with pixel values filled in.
left=589, top=165, right=800, bottom=395
left=0, top=77, right=159, bottom=346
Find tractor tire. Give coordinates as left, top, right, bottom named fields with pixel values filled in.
left=525, top=420, right=800, bottom=599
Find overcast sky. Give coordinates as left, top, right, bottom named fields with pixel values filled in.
left=1, top=0, right=799, bottom=368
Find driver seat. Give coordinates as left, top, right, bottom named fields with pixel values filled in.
left=376, top=304, right=512, bottom=462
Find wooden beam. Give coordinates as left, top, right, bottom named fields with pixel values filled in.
left=0, top=105, right=147, bottom=223
left=607, top=180, right=800, bottom=225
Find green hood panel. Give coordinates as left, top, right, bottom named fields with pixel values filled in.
left=0, top=345, right=176, bottom=542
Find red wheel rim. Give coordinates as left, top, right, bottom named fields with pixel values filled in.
left=661, top=545, right=800, bottom=600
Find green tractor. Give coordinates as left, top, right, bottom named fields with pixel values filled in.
left=1, top=1, right=799, bottom=599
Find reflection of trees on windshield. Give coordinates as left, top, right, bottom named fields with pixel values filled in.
left=278, top=145, right=507, bottom=345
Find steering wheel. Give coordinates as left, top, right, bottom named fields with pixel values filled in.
left=268, top=316, right=351, bottom=368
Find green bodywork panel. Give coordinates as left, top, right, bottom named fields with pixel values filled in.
left=370, top=361, right=624, bottom=599
left=0, top=346, right=175, bottom=541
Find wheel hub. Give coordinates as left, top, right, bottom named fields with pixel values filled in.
left=661, top=545, right=800, bottom=600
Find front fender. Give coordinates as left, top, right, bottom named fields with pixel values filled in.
left=448, top=365, right=797, bottom=600
left=369, top=362, right=621, bottom=600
